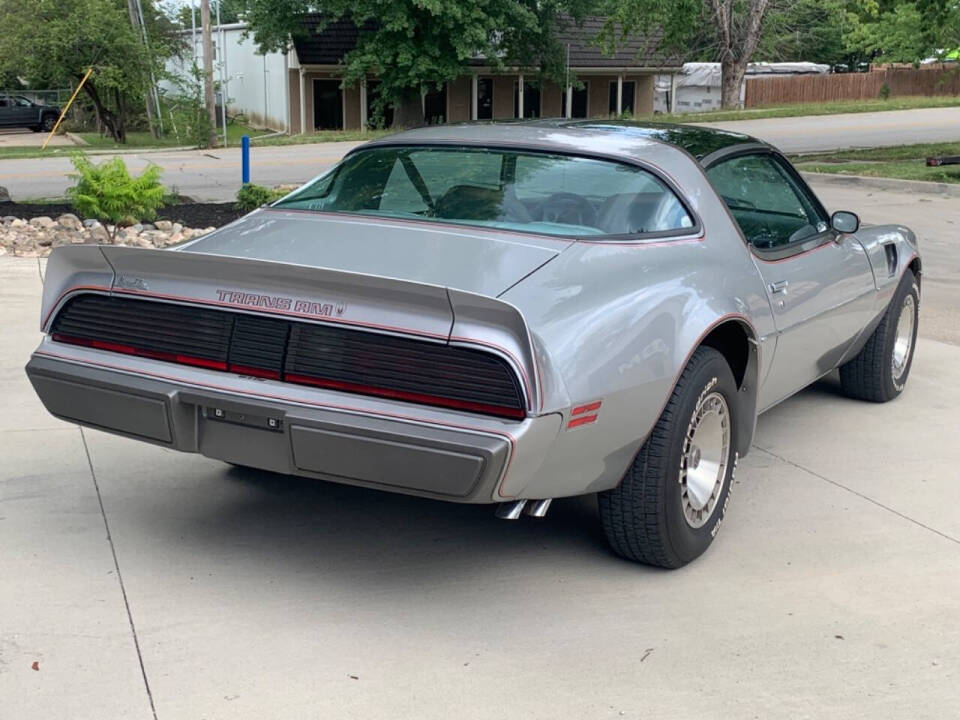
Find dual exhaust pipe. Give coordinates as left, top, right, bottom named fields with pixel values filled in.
left=495, top=498, right=552, bottom=520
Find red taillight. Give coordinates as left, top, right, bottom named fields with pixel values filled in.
left=52, top=334, right=228, bottom=372
left=284, top=373, right=526, bottom=420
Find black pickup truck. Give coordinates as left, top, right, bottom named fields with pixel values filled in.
left=0, top=95, right=60, bottom=132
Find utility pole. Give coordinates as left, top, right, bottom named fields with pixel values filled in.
left=126, top=0, right=157, bottom=137
left=201, top=0, right=217, bottom=148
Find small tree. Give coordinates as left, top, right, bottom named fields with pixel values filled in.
left=67, top=154, right=167, bottom=241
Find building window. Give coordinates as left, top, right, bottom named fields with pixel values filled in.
left=608, top=81, right=636, bottom=115
left=424, top=84, right=447, bottom=124
left=561, top=83, right=588, bottom=118
left=476, top=77, right=493, bottom=120
left=313, top=79, right=343, bottom=130
left=513, top=81, right=540, bottom=118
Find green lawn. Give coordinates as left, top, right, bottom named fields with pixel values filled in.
left=792, top=142, right=960, bottom=184
left=251, top=129, right=395, bottom=146
left=76, top=122, right=274, bottom=149
left=655, top=95, right=960, bottom=124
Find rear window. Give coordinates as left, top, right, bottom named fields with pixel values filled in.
left=275, top=146, right=695, bottom=238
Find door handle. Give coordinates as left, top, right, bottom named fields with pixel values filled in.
left=769, top=280, right=789, bottom=295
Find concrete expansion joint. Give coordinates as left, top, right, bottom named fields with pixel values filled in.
left=79, top=426, right=160, bottom=720
left=752, top=444, right=960, bottom=547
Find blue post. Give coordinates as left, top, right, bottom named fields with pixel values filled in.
left=241, top=135, right=250, bottom=185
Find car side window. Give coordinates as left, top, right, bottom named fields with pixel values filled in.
left=706, top=153, right=828, bottom=250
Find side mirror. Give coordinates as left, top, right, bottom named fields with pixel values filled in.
left=831, top=210, right=859, bottom=234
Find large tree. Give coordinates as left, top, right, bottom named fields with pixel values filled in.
left=241, top=0, right=592, bottom=128
left=0, top=0, right=175, bottom=142
left=599, top=0, right=772, bottom=108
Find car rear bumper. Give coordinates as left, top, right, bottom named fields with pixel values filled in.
left=26, top=346, right=562, bottom=502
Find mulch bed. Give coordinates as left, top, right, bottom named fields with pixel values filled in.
left=0, top=201, right=244, bottom=228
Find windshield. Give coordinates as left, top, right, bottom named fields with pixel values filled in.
left=274, top=146, right=695, bottom=238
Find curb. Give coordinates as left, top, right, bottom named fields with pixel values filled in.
left=800, top=171, right=960, bottom=197
left=65, top=132, right=88, bottom=146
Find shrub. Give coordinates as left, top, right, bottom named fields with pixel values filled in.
left=235, top=183, right=287, bottom=212
left=66, top=153, right=167, bottom=241
left=879, top=83, right=891, bottom=100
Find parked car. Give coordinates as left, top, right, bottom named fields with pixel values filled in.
left=0, top=95, right=60, bottom=132
left=26, top=121, right=921, bottom=567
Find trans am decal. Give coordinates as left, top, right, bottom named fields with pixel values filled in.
left=215, top=289, right=346, bottom=317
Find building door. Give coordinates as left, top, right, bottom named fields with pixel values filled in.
left=561, top=84, right=588, bottom=118
left=514, top=81, right=540, bottom=118
left=476, top=78, right=493, bottom=120
left=424, top=85, right=447, bottom=124
left=365, top=81, right=394, bottom=129
left=313, top=79, right=343, bottom=130
left=609, top=81, right=636, bottom=115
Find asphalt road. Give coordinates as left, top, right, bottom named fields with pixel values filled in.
left=1, top=184, right=959, bottom=718
left=694, top=105, right=960, bottom=153
left=2, top=107, right=959, bottom=201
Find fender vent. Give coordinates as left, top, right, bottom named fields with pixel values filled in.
left=50, top=293, right=526, bottom=419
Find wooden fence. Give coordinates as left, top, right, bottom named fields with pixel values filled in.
left=744, top=67, right=960, bottom=107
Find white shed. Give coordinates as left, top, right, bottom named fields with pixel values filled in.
left=654, top=61, right=830, bottom=113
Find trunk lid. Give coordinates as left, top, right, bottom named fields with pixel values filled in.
left=177, top=209, right=571, bottom=298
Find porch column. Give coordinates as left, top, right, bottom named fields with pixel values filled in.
left=518, top=72, right=524, bottom=118
left=669, top=73, right=678, bottom=114
left=565, top=84, right=572, bottom=118
left=359, top=79, right=368, bottom=134
left=616, top=74, right=623, bottom=115
left=299, top=67, right=307, bottom=134
left=471, top=74, right=479, bottom=120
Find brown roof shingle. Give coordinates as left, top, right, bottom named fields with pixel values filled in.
left=292, top=14, right=681, bottom=70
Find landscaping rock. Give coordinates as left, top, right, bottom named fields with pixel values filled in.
left=89, top=225, right=109, bottom=242
left=57, top=213, right=82, bottom=231
left=0, top=216, right=219, bottom=257
left=0, top=186, right=10, bottom=202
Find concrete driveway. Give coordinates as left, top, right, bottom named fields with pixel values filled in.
left=2, top=184, right=958, bottom=719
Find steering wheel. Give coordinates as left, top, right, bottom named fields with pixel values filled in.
left=539, top=192, right=597, bottom=228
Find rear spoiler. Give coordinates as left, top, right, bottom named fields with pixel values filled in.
left=40, top=245, right=543, bottom=412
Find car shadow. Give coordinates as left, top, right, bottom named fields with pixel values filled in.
left=145, top=462, right=631, bottom=589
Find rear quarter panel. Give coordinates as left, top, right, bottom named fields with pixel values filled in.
left=501, top=163, right=775, bottom=499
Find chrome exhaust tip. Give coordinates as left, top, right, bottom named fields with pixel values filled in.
left=524, top=498, right=552, bottom=518
left=494, top=500, right=527, bottom=520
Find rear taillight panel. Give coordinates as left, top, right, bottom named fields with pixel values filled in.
left=50, top=294, right=526, bottom=420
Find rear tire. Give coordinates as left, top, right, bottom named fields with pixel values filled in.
left=41, top=115, right=57, bottom=132
left=598, top=347, right=739, bottom=568
left=839, top=270, right=919, bottom=403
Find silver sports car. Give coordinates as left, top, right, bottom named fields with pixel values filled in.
left=26, top=121, right=921, bottom=567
